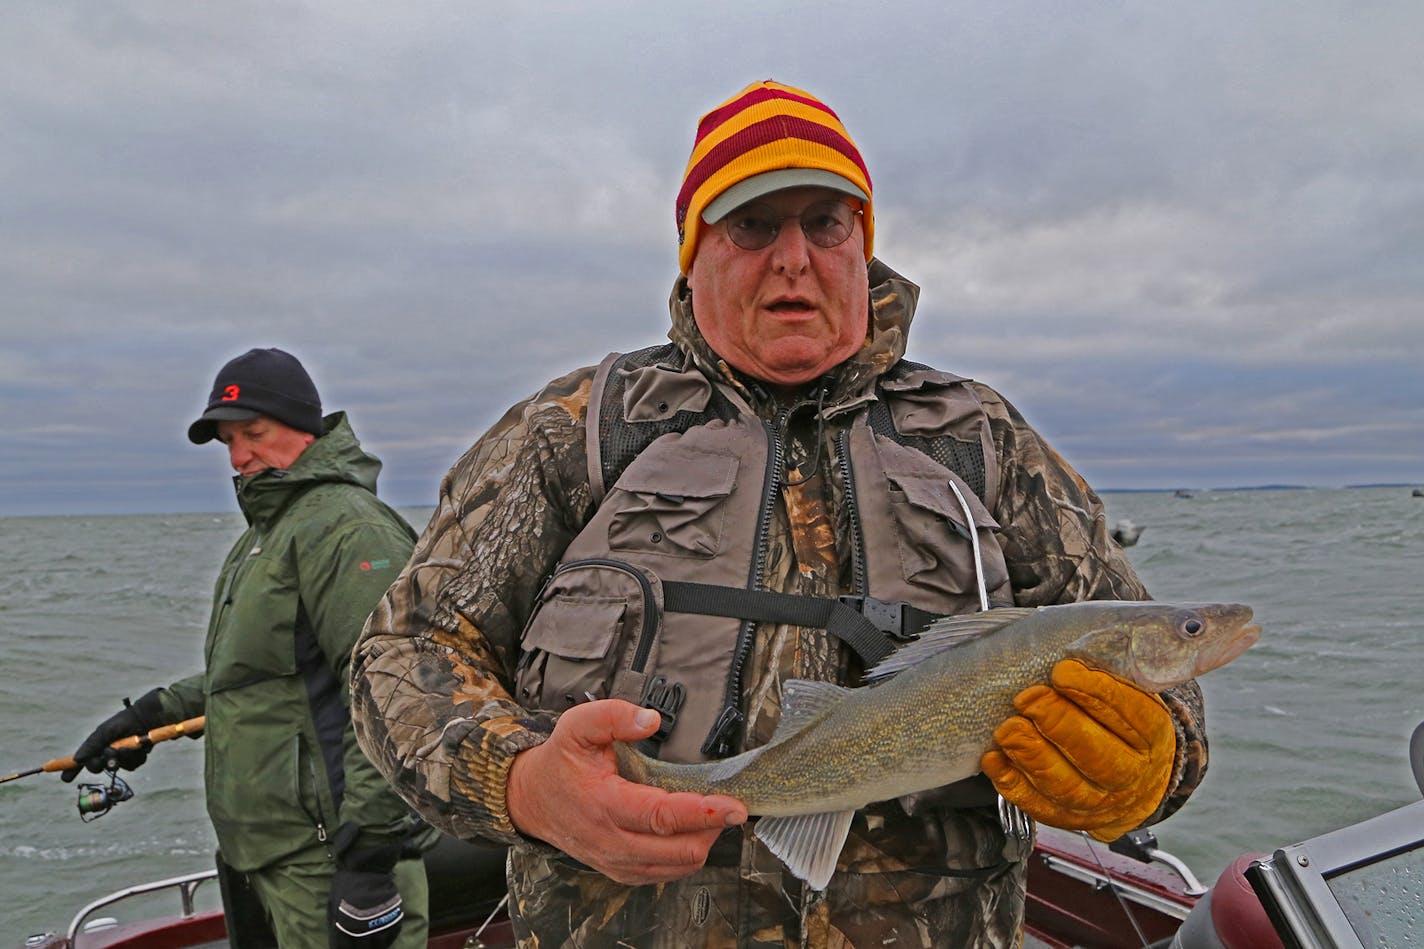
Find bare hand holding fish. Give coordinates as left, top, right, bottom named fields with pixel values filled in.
left=506, top=698, right=747, bottom=885
left=614, top=600, right=1259, bottom=890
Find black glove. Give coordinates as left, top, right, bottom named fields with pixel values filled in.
left=60, top=689, right=167, bottom=783
left=329, top=822, right=404, bottom=948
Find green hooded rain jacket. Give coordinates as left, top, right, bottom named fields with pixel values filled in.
left=158, top=412, right=419, bottom=871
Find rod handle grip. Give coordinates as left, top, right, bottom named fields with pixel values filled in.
left=40, top=715, right=207, bottom=773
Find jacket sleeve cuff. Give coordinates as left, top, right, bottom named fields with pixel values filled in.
left=1144, top=680, right=1208, bottom=827
left=449, top=712, right=558, bottom=847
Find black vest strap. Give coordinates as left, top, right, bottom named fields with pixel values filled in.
left=661, top=580, right=937, bottom=667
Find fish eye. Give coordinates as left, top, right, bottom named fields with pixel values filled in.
left=1178, top=612, right=1205, bottom=638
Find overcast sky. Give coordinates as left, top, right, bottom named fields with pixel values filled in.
left=3, top=2, right=1421, bottom=516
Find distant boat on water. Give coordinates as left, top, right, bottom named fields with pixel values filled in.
left=1413, top=487, right=1424, bottom=498
left=1174, top=489, right=1194, bottom=499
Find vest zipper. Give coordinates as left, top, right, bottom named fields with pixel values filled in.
left=837, top=428, right=868, bottom=596
left=701, top=413, right=785, bottom=758
left=548, top=558, right=661, bottom=673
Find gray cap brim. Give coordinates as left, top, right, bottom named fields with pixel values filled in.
left=701, top=168, right=870, bottom=223
left=187, top=406, right=261, bottom=444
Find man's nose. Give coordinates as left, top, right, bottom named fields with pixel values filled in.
left=769, top=220, right=810, bottom=273
left=227, top=442, right=251, bottom=470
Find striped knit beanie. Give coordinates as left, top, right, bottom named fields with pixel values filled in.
left=675, top=80, right=874, bottom=273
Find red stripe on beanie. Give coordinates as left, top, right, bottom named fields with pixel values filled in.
left=676, top=115, right=869, bottom=213
left=693, top=86, right=840, bottom=149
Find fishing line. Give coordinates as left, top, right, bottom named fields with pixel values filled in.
left=947, top=480, right=990, bottom=613
left=951, top=477, right=1040, bottom=847
left=1077, top=831, right=1152, bottom=948
left=473, top=892, right=509, bottom=942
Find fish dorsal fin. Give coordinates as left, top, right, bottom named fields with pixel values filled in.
left=774, top=679, right=851, bottom=737
left=864, top=607, right=1038, bottom=682
left=754, top=809, right=856, bottom=891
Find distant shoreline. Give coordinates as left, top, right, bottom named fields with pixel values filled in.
left=1100, top=483, right=1419, bottom=494
left=5, top=483, right=1423, bottom=519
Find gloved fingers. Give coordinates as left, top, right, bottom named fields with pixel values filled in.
left=108, top=748, right=150, bottom=772
left=1050, top=660, right=1174, bottom=750
left=1007, top=690, right=1140, bottom=791
left=986, top=661, right=1181, bottom=841
left=984, top=749, right=1101, bottom=829
left=986, top=718, right=1112, bottom=808
left=984, top=752, right=1154, bottom=834
left=981, top=748, right=1051, bottom=814
left=991, top=715, right=1063, bottom=775
left=61, top=734, right=118, bottom=783
left=79, top=746, right=149, bottom=775
left=65, top=699, right=156, bottom=779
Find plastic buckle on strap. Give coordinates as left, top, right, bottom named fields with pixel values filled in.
left=639, top=673, right=685, bottom=745
left=837, top=595, right=917, bottom=641
left=700, top=705, right=744, bottom=759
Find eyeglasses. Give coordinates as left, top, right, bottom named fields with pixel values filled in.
left=721, top=199, right=862, bottom=252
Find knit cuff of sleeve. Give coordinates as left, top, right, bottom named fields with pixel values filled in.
left=451, top=711, right=557, bottom=844
left=1143, top=682, right=1207, bottom=826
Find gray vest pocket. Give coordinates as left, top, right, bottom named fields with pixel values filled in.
left=606, top=444, right=739, bottom=558
left=515, top=559, right=661, bottom=713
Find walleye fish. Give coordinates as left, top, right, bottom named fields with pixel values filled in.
left=615, top=600, right=1259, bottom=890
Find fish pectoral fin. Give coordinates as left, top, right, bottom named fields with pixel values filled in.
left=753, top=809, right=856, bottom=892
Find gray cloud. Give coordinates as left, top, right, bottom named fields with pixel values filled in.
left=3, top=1, right=1422, bottom=515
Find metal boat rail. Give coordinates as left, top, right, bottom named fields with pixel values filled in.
left=62, top=869, right=218, bottom=946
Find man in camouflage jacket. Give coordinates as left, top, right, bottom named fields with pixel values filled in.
left=351, top=81, right=1209, bottom=948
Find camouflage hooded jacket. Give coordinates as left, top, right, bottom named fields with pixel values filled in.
left=351, top=260, right=1208, bottom=948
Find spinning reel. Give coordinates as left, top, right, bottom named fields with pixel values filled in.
left=76, top=768, right=135, bottom=821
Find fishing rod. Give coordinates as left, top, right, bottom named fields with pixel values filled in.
left=1, top=716, right=206, bottom=820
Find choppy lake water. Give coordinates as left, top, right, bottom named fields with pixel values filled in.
left=2, top=490, right=1422, bottom=938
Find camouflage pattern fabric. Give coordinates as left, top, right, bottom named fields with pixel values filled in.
left=352, top=259, right=1207, bottom=948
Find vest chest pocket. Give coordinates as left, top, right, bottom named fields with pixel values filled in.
left=884, top=468, right=1008, bottom=599
left=515, top=559, right=663, bottom=713
left=605, top=446, right=738, bottom=559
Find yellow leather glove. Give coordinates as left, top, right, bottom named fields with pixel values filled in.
left=982, top=659, right=1176, bottom=842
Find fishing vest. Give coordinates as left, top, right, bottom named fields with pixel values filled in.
left=514, top=344, right=1013, bottom=763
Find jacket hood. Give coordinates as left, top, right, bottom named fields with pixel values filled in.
left=233, top=411, right=382, bottom=527
left=666, top=258, right=922, bottom=410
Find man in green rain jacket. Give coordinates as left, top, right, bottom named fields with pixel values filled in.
left=64, top=348, right=429, bottom=949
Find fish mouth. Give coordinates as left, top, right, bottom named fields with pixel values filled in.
left=1193, top=622, right=1261, bottom=676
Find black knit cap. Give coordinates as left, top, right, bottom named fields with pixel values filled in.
left=187, top=348, right=323, bottom=444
